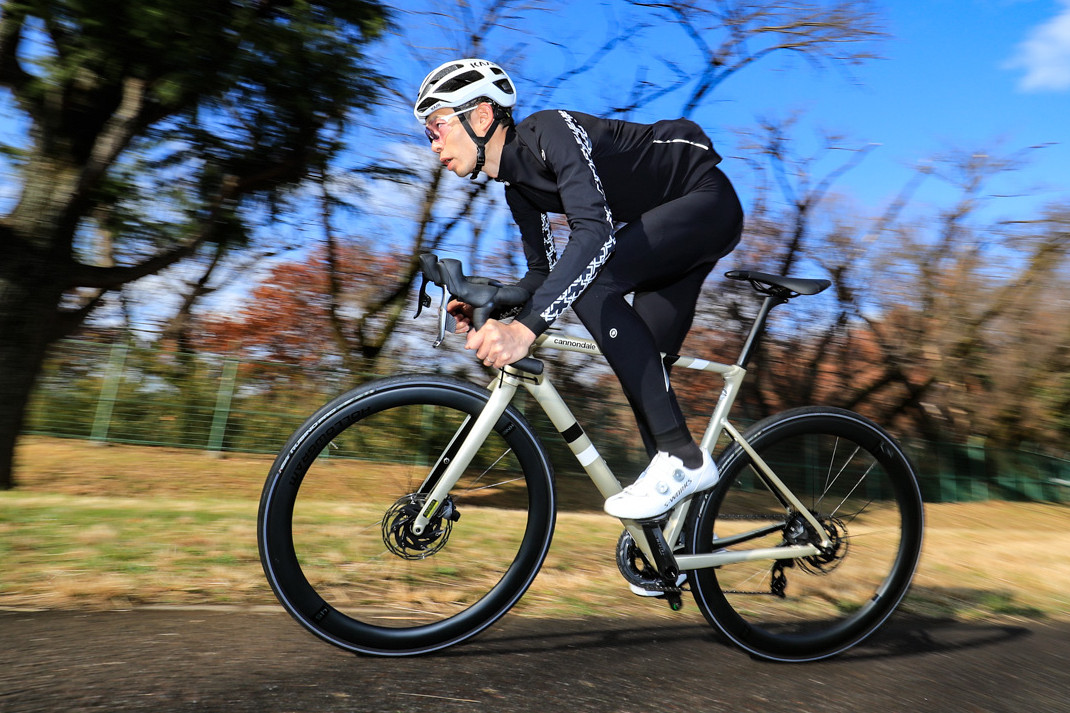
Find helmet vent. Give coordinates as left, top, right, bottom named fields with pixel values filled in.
left=436, top=70, right=485, bottom=94
left=426, top=64, right=462, bottom=87
left=415, top=96, right=440, bottom=114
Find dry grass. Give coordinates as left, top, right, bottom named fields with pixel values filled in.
left=2, top=436, right=1067, bottom=621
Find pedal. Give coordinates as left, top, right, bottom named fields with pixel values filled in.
left=629, top=572, right=686, bottom=597
left=629, top=574, right=686, bottom=611
left=665, top=591, right=683, bottom=612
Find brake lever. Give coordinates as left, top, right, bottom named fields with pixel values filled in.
left=432, top=284, right=457, bottom=348
left=414, top=275, right=431, bottom=320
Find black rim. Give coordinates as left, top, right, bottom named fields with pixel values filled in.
left=258, top=377, right=555, bottom=654
left=689, top=409, right=923, bottom=661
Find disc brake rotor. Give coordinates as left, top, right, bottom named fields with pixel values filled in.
left=797, top=514, right=849, bottom=575
left=381, top=493, right=457, bottom=560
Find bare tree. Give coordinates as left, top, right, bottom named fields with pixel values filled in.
left=705, top=131, right=1070, bottom=454
left=617, top=1, right=886, bottom=117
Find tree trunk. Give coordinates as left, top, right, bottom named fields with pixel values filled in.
left=0, top=236, right=66, bottom=490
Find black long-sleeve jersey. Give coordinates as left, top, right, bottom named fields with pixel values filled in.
left=496, top=110, right=723, bottom=336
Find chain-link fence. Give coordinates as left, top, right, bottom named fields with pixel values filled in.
left=24, top=339, right=353, bottom=455
left=22, top=338, right=1070, bottom=504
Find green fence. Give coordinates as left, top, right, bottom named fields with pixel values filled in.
left=21, top=338, right=1070, bottom=504
left=902, top=438, right=1069, bottom=504
left=24, top=339, right=358, bottom=455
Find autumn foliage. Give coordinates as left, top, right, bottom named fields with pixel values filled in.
left=193, top=243, right=410, bottom=369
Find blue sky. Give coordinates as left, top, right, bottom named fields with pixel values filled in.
left=3, top=0, right=1068, bottom=241
left=0, top=0, right=1065, bottom=329
left=488, top=0, right=1070, bottom=221
left=748, top=0, right=1070, bottom=213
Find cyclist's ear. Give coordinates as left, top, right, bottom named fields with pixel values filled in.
left=472, top=102, right=498, bottom=134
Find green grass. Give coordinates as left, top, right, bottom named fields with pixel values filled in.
left=3, top=436, right=1069, bottom=621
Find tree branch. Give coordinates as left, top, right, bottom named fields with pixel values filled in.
left=0, top=6, right=31, bottom=93
left=78, top=76, right=148, bottom=193
left=67, top=175, right=240, bottom=290
left=161, top=240, right=226, bottom=346
left=49, top=291, right=108, bottom=343
left=69, top=235, right=207, bottom=290
left=319, top=167, right=357, bottom=368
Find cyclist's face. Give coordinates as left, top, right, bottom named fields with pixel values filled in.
left=428, top=105, right=499, bottom=177
left=426, top=108, right=474, bottom=176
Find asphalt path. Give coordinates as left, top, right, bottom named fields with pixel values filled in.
left=1, top=608, right=1067, bottom=713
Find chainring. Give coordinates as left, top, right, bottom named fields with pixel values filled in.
left=615, top=529, right=667, bottom=589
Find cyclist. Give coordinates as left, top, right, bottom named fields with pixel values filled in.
left=414, top=58, right=744, bottom=523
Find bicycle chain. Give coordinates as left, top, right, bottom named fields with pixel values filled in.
left=714, top=514, right=795, bottom=597
left=718, top=513, right=786, bottom=521
left=714, top=512, right=847, bottom=597
left=719, top=560, right=792, bottom=597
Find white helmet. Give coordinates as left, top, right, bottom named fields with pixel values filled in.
left=413, top=58, right=517, bottom=122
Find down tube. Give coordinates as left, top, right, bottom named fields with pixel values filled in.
left=521, top=376, right=662, bottom=562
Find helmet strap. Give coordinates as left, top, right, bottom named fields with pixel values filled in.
left=458, top=112, right=503, bottom=181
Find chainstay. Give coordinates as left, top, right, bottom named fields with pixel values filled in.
left=708, top=516, right=793, bottom=597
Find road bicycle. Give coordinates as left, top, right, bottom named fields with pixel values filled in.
left=257, top=253, right=924, bottom=662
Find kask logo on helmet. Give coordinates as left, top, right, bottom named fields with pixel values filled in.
left=420, top=101, right=446, bottom=117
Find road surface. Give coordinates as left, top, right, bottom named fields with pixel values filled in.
left=1, top=609, right=1067, bottom=712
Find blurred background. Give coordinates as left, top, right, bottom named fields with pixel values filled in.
left=1, top=0, right=1068, bottom=500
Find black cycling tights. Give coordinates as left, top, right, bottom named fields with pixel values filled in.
left=572, top=167, right=743, bottom=467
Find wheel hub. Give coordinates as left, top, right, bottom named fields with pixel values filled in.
left=382, top=493, right=458, bottom=560
left=785, top=513, right=849, bottom=575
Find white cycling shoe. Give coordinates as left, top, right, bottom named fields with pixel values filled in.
left=604, top=450, right=719, bottom=520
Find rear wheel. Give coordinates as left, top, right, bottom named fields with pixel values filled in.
left=258, top=374, right=556, bottom=655
left=688, top=407, right=924, bottom=661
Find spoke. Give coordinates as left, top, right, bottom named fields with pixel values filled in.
left=726, top=566, right=771, bottom=592
left=829, top=460, right=877, bottom=519
left=842, top=526, right=902, bottom=541
left=459, top=448, right=514, bottom=494
left=816, top=438, right=863, bottom=510
left=821, top=436, right=839, bottom=503
left=464, top=476, right=524, bottom=493
left=838, top=497, right=876, bottom=525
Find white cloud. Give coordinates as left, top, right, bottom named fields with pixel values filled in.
left=1007, top=0, right=1070, bottom=91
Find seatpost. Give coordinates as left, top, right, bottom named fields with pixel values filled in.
left=735, top=292, right=788, bottom=369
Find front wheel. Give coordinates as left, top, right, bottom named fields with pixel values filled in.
left=687, top=407, right=924, bottom=662
left=258, top=374, right=556, bottom=656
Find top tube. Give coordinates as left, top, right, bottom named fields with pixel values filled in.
left=533, top=330, right=741, bottom=377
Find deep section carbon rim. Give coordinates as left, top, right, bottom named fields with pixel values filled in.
left=258, top=375, right=555, bottom=655
left=688, top=407, right=924, bottom=661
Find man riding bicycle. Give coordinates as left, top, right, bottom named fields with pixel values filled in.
left=414, top=58, right=744, bottom=523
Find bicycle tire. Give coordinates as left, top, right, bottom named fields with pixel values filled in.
left=687, top=406, right=924, bottom=662
left=258, top=374, right=556, bottom=656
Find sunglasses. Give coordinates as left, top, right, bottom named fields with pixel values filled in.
left=423, top=107, right=475, bottom=143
